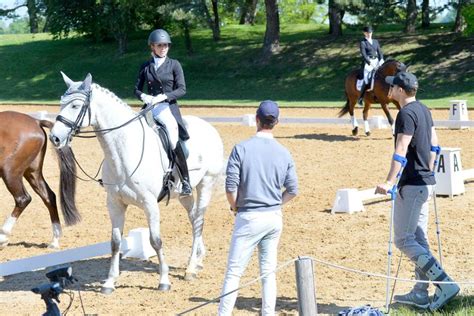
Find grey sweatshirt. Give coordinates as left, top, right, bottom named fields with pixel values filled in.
left=225, top=132, right=298, bottom=212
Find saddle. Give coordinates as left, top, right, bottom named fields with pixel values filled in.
left=144, top=109, right=188, bottom=203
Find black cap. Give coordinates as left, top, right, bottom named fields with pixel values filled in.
left=363, top=26, right=373, bottom=33
left=385, top=71, right=419, bottom=92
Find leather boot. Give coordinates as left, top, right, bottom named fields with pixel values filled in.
left=357, top=82, right=367, bottom=106
left=174, top=142, right=192, bottom=196
left=415, top=254, right=460, bottom=311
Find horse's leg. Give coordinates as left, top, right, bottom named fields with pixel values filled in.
left=102, top=196, right=127, bottom=294
left=24, top=170, right=61, bottom=249
left=144, top=199, right=170, bottom=291
left=363, top=102, right=371, bottom=136
left=180, top=175, right=215, bottom=280
left=348, top=99, right=359, bottom=136
left=0, top=173, right=32, bottom=247
left=381, top=103, right=395, bottom=135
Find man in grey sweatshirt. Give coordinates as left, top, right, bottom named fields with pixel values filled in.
left=218, top=100, right=298, bottom=316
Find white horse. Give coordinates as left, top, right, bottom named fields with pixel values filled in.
left=49, top=72, right=224, bottom=294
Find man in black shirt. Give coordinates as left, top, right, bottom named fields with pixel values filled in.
left=375, top=72, right=459, bottom=311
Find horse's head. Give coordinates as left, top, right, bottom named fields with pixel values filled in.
left=379, top=59, right=406, bottom=77
left=50, top=72, right=94, bottom=148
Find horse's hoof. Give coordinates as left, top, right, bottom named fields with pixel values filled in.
left=352, top=127, right=358, bottom=136
left=184, top=272, right=197, bottom=281
left=101, top=287, right=115, bottom=295
left=365, top=131, right=371, bottom=136
left=47, top=243, right=60, bottom=250
left=158, top=283, right=171, bottom=291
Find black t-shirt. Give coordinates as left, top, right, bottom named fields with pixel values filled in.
left=395, top=100, right=435, bottom=186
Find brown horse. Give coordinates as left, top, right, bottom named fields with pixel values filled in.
left=338, top=59, right=407, bottom=136
left=0, top=111, right=79, bottom=249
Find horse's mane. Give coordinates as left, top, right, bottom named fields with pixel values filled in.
left=92, top=83, right=135, bottom=113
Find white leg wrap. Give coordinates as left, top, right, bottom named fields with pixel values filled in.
left=364, top=120, right=370, bottom=134
left=350, top=115, right=359, bottom=128
left=49, top=223, right=62, bottom=249
left=1, top=216, right=17, bottom=235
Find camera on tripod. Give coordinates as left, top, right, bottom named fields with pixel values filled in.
left=31, top=266, right=76, bottom=316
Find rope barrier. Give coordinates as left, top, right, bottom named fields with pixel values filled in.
left=176, top=255, right=474, bottom=315
left=176, top=258, right=298, bottom=315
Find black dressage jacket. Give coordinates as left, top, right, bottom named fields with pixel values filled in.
left=134, top=57, right=189, bottom=140
left=360, top=38, right=384, bottom=66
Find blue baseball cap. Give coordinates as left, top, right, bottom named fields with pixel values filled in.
left=257, top=100, right=279, bottom=120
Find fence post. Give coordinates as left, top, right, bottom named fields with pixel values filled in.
left=295, top=257, right=317, bottom=315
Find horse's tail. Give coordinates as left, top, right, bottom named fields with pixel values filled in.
left=56, top=146, right=80, bottom=225
left=39, top=120, right=81, bottom=226
left=338, top=92, right=350, bottom=118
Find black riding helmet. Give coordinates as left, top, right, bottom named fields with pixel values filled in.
left=148, top=29, right=172, bottom=45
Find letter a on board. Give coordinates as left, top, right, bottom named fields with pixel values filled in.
left=437, top=155, right=445, bottom=173
left=453, top=154, right=459, bottom=172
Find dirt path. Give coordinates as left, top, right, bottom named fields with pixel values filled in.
left=0, top=105, right=472, bottom=315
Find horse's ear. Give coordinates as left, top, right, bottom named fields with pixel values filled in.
left=80, top=73, right=93, bottom=92
left=60, top=71, right=74, bottom=88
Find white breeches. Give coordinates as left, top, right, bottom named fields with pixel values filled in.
left=152, top=103, right=179, bottom=150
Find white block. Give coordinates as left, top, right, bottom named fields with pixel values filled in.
left=242, top=114, right=256, bottom=126
left=331, top=189, right=364, bottom=214
left=369, top=115, right=389, bottom=129
left=435, top=148, right=465, bottom=197
left=449, top=100, right=469, bottom=129
left=121, top=227, right=157, bottom=260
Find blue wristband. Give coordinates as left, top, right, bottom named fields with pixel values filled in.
left=431, top=145, right=441, bottom=154
left=392, top=154, right=407, bottom=167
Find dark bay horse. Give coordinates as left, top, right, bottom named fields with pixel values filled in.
left=338, top=59, right=406, bottom=136
left=0, top=111, right=79, bottom=249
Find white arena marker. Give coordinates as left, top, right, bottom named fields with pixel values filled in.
left=121, top=227, right=157, bottom=260
left=369, top=115, right=389, bottom=129
left=0, top=228, right=156, bottom=277
left=435, top=148, right=465, bottom=197
left=242, top=114, right=256, bottom=126
left=331, top=188, right=365, bottom=214
left=449, top=100, right=469, bottom=129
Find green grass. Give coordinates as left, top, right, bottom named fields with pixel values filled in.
left=0, top=24, right=472, bottom=108
left=391, top=294, right=474, bottom=315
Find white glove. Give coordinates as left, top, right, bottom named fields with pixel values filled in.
left=151, top=93, right=168, bottom=105
left=140, top=93, right=154, bottom=106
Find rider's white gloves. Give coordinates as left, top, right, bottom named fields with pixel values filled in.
left=141, top=93, right=168, bottom=106
left=378, top=59, right=385, bottom=67
left=140, top=93, right=154, bottom=106
left=152, top=93, right=168, bottom=104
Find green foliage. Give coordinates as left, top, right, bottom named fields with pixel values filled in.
left=6, top=17, right=30, bottom=34
left=279, top=0, right=317, bottom=24
left=0, top=24, right=472, bottom=108
left=462, top=4, right=474, bottom=35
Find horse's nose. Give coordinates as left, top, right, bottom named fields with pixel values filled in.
left=49, top=134, right=60, bottom=147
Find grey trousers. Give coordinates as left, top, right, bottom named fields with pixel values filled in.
left=393, top=184, right=434, bottom=294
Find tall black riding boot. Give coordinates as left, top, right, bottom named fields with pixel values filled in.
left=357, top=82, right=367, bottom=106
left=174, top=142, right=192, bottom=196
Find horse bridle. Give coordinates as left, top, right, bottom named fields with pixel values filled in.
left=57, top=89, right=92, bottom=140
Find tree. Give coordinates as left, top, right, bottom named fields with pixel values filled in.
left=0, top=0, right=44, bottom=33
left=201, top=0, right=220, bottom=41
left=328, top=0, right=344, bottom=36
left=262, top=0, right=280, bottom=58
left=462, top=3, right=474, bottom=35
left=421, top=0, right=430, bottom=28
left=239, top=0, right=258, bottom=24
left=405, top=0, right=417, bottom=33
left=453, top=0, right=468, bottom=32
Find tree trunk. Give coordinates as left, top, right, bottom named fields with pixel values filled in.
left=201, top=0, right=220, bottom=41
left=453, top=0, right=466, bottom=33
left=262, top=0, right=280, bottom=58
left=405, top=0, right=417, bottom=33
left=117, top=33, right=128, bottom=55
left=239, top=0, right=258, bottom=25
left=211, top=0, right=220, bottom=41
left=421, top=0, right=430, bottom=29
left=183, top=21, right=194, bottom=55
left=26, top=0, right=38, bottom=33
left=328, top=0, right=344, bottom=37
